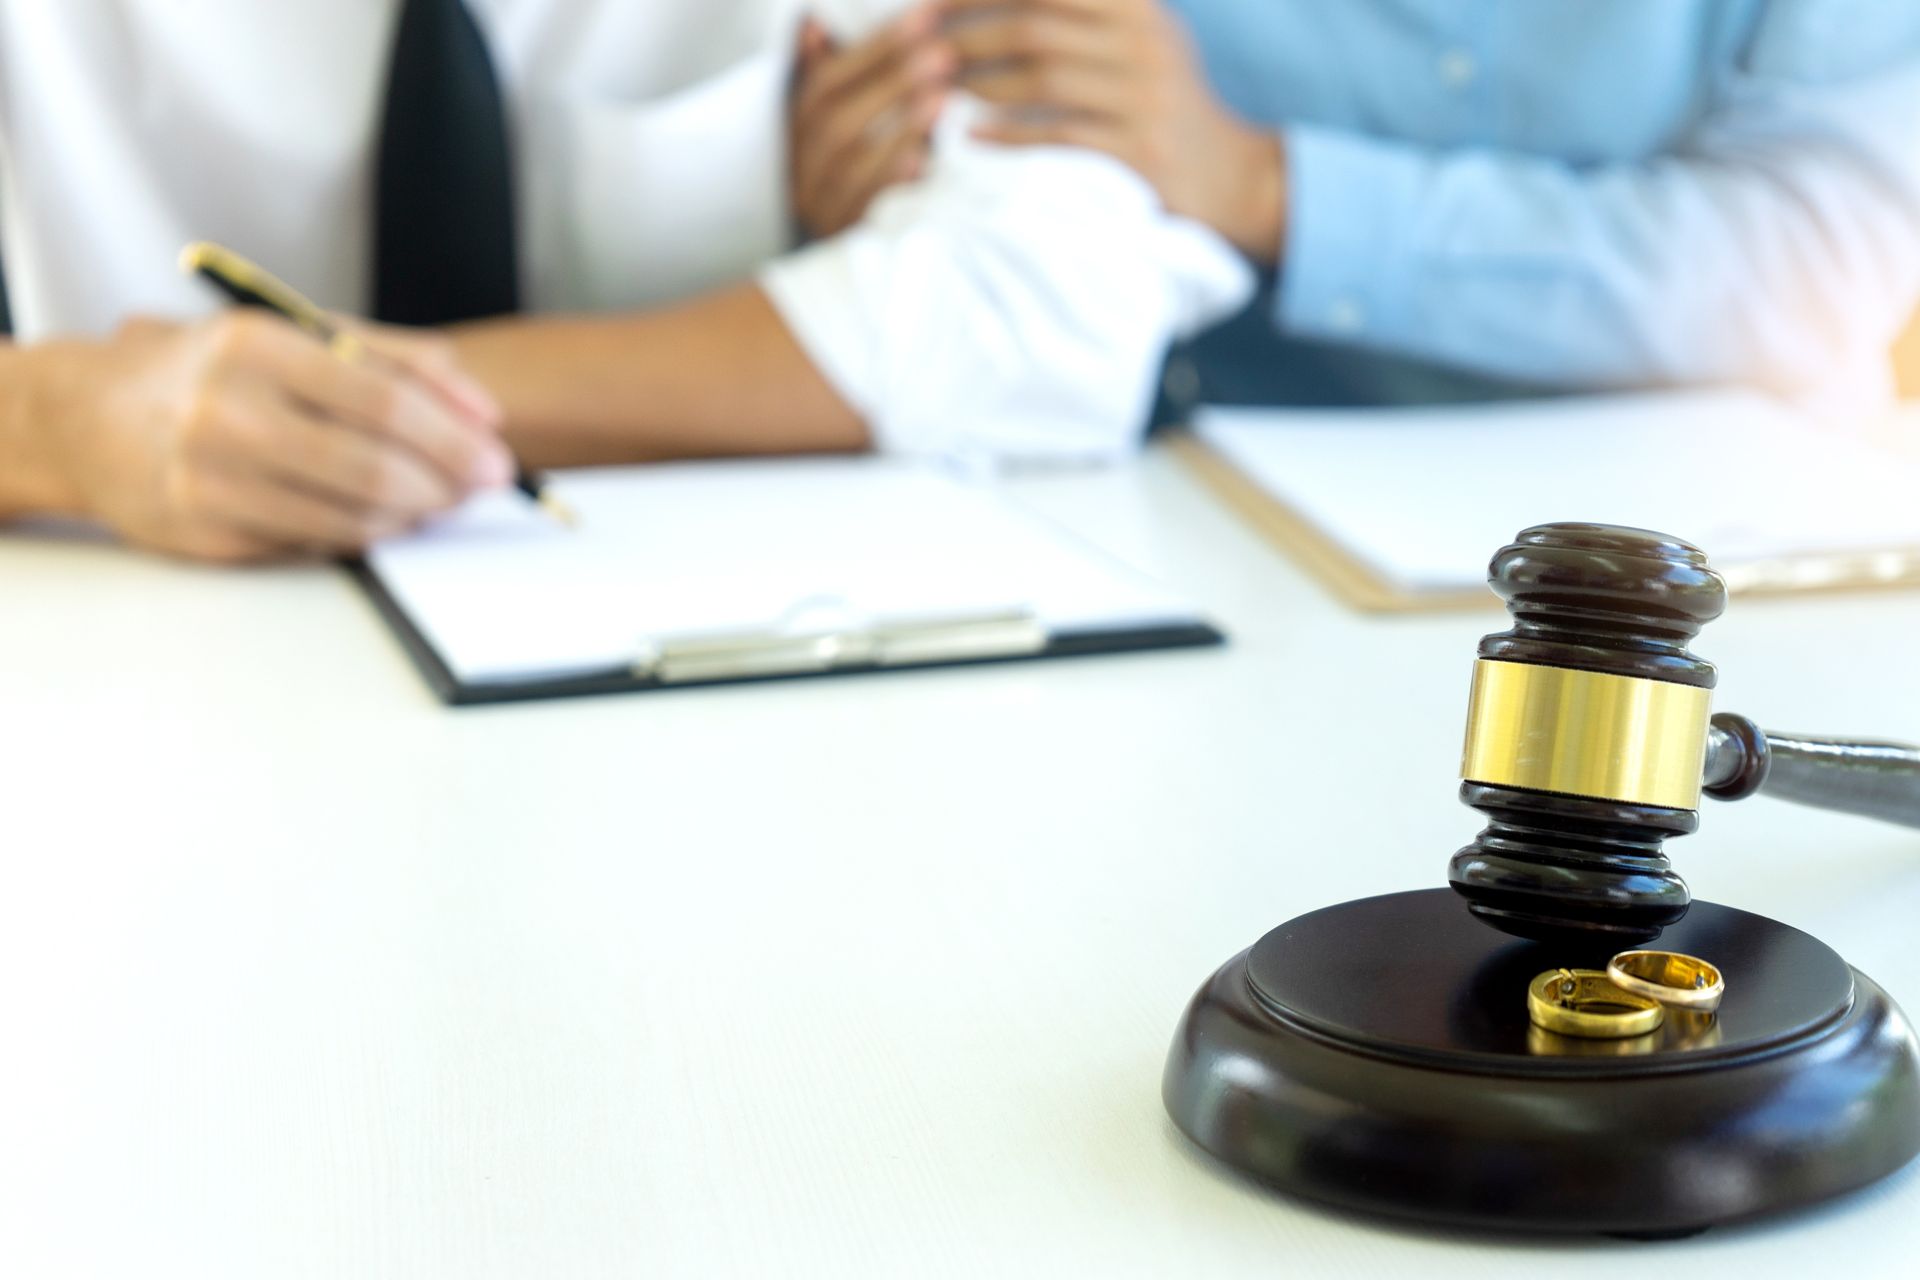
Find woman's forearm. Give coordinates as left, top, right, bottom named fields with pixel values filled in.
left=451, top=283, right=869, bottom=469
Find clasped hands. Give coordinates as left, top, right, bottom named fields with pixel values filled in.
left=789, top=0, right=1286, bottom=259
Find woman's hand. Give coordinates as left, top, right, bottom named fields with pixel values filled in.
left=790, top=4, right=954, bottom=239
left=946, top=0, right=1286, bottom=261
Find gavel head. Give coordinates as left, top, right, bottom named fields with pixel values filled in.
left=1448, top=523, right=1727, bottom=950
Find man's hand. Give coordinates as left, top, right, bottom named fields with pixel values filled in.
left=946, top=0, right=1286, bottom=261
left=790, top=3, right=954, bottom=240
left=46, top=311, right=512, bottom=563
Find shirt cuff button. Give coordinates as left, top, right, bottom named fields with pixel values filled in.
left=1327, top=298, right=1367, bottom=335
left=1439, top=49, right=1478, bottom=88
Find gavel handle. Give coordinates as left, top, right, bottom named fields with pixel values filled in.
left=1704, top=712, right=1920, bottom=830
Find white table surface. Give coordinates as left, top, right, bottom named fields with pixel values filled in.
left=3, top=447, right=1918, bottom=1279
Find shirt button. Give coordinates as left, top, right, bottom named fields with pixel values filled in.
left=1438, top=48, right=1478, bottom=89
left=1327, top=298, right=1367, bottom=335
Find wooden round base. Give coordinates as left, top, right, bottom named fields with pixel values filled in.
left=1163, top=890, right=1920, bottom=1235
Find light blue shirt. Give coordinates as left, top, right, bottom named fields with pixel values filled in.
left=1166, top=0, right=1920, bottom=409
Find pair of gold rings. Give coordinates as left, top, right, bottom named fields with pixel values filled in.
left=1526, top=949, right=1726, bottom=1040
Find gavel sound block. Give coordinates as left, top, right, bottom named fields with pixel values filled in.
left=1164, top=524, right=1920, bottom=1236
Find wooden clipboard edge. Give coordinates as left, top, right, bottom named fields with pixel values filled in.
left=346, top=558, right=1225, bottom=707
left=1166, top=431, right=1492, bottom=614
left=1169, top=429, right=1920, bottom=613
left=1715, top=555, right=1920, bottom=603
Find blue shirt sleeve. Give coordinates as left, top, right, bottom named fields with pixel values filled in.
left=1277, top=0, right=1920, bottom=398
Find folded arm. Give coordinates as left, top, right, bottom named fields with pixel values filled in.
left=455, top=143, right=1248, bottom=469
left=948, top=0, right=1920, bottom=400
left=1277, top=53, right=1920, bottom=396
left=459, top=1, right=1253, bottom=469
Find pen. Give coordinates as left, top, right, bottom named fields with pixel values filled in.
left=179, top=241, right=577, bottom=527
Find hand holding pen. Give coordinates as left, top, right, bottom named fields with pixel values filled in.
left=38, top=284, right=513, bottom=563
left=181, top=242, right=573, bottom=535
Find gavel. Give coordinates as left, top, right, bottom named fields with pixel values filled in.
left=1448, top=523, right=1920, bottom=948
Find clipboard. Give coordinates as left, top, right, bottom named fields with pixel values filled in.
left=353, top=458, right=1224, bottom=706
left=1169, top=432, right=1487, bottom=613
left=1176, top=392, right=1920, bottom=614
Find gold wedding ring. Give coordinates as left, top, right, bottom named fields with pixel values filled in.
left=1607, top=949, right=1726, bottom=1014
left=1526, top=1024, right=1663, bottom=1058
left=1527, top=968, right=1666, bottom=1039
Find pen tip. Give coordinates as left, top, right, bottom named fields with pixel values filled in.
left=178, top=242, right=213, bottom=275
left=539, top=491, right=581, bottom=529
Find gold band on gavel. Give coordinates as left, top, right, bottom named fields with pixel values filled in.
left=1459, top=660, right=1713, bottom=810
